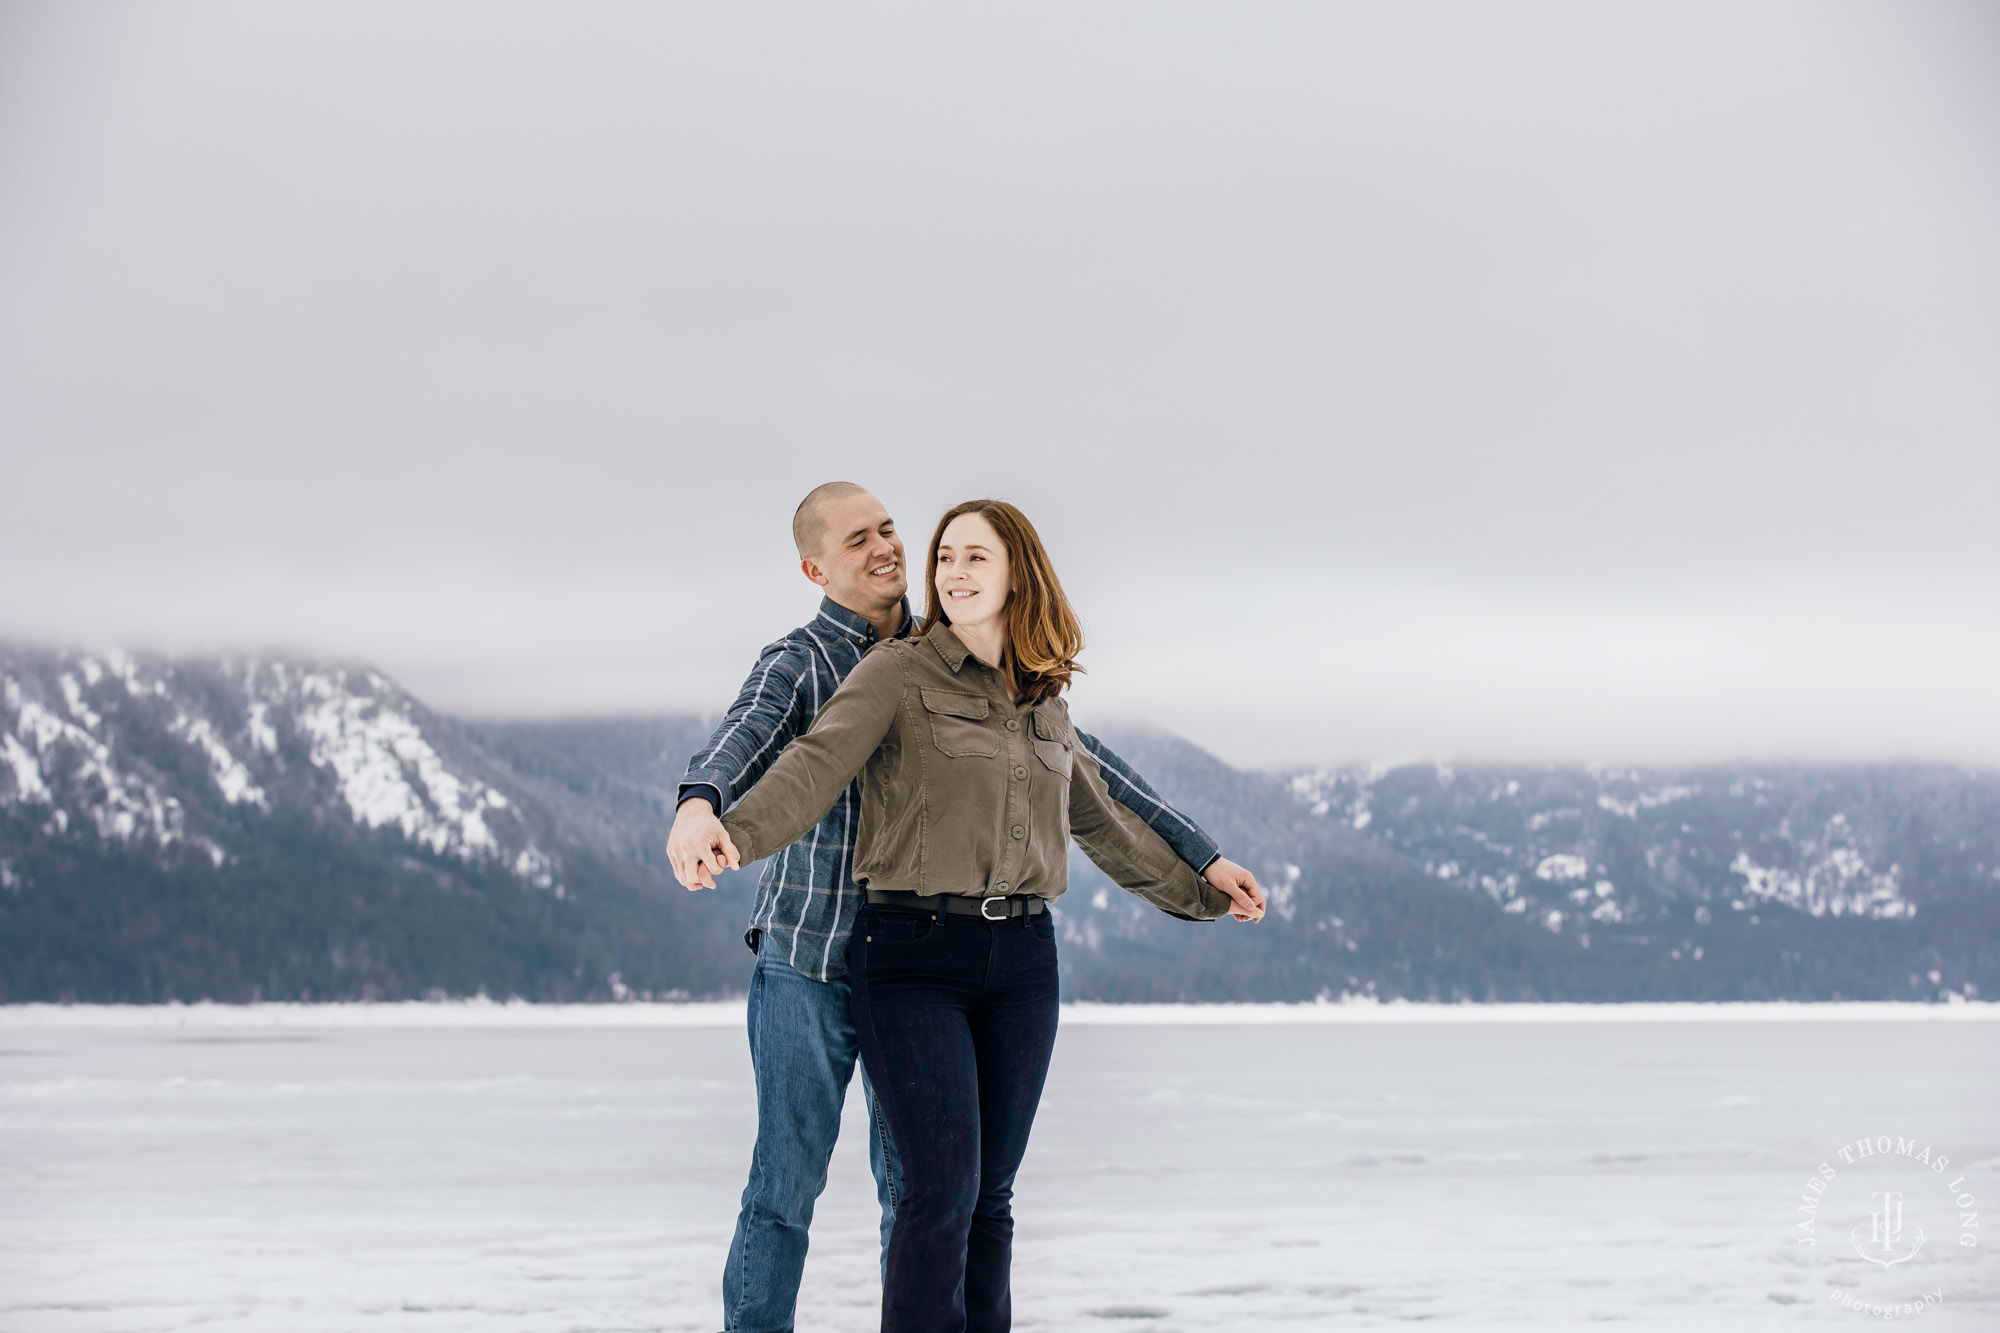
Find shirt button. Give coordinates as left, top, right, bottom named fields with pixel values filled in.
left=1005, top=718, right=1020, bottom=731
left=1010, top=824, right=1025, bottom=839
left=996, top=881, right=1009, bottom=893
left=1013, top=765, right=1028, bottom=779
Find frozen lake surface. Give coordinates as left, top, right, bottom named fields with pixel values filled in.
left=4, top=1002, right=1996, bottom=1331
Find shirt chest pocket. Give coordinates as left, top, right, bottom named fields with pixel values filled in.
left=1031, top=710, right=1073, bottom=779
left=920, top=688, right=1000, bottom=758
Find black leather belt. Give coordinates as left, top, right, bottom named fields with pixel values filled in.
left=865, top=888, right=1047, bottom=920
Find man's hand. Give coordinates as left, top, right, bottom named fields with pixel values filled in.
left=667, top=797, right=742, bottom=890
left=1204, top=857, right=1265, bottom=922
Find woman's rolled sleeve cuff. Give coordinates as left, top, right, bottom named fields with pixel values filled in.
left=719, top=813, right=765, bottom=867
left=1189, top=872, right=1234, bottom=920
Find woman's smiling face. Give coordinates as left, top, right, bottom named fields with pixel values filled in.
left=933, top=511, right=1011, bottom=632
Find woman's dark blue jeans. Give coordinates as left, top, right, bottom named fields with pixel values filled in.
left=848, top=902, right=1061, bottom=1333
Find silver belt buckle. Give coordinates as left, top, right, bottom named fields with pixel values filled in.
left=980, top=895, right=1009, bottom=921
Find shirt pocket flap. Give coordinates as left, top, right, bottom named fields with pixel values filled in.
left=1031, top=710, right=1070, bottom=745
left=920, top=688, right=990, bottom=721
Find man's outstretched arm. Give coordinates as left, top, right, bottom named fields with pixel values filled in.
left=1075, top=728, right=1266, bottom=921
left=668, top=643, right=812, bottom=890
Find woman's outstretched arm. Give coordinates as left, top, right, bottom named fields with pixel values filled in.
left=1072, top=729, right=1221, bottom=873
left=1068, top=734, right=1235, bottom=921
left=719, top=646, right=904, bottom=865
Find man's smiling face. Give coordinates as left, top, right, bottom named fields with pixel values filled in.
left=802, top=489, right=907, bottom=614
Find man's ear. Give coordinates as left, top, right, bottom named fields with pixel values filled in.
left=800, top=557, right=831, bottom=588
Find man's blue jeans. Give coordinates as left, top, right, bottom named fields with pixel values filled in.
left=723, top=942, right=901, bottom=1333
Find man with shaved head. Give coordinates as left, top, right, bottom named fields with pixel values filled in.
left=669, top=482, right=1264, bottom=1333
left=789, top=480, right=873, bottom=565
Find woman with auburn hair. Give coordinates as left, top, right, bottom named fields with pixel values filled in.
left=713, top=498, right=1259, bottom=1331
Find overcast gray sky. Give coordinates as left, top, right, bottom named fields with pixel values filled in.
left=2, top=1, right=1996, bottom=769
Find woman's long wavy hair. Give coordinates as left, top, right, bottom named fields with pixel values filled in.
left=920, top=500, right=1084, bottom=704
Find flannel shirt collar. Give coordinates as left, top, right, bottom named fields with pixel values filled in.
left=813, top=594, right=914, bottom=648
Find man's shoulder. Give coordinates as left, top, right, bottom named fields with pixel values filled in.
left=847, top=636, right=914, bottom=686
left=741, top=607, right=911, bottom=683
left=752, top=621, right=833, bottom=668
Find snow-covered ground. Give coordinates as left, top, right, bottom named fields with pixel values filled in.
left=3, top=1003, right=1996, bottom=1331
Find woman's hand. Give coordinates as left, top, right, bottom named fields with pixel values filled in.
left=1203, top=857, right=1265, bottom=922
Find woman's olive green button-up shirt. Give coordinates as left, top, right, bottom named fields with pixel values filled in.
left=721, top=622, right=1231, bottom=921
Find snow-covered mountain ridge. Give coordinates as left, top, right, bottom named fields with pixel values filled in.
left=0, top=647, right=559, bottom=893
left=3, top=642, right=1995, bottom=1004
left=1063, top=734, right=1998, bottom=1003
left=1285, top=763, right=1954, bottom=930
left=0, top=644, right=749, bottom=1004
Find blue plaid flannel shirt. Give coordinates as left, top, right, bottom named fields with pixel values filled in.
left=679, top=595, right=1222, bottom=982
